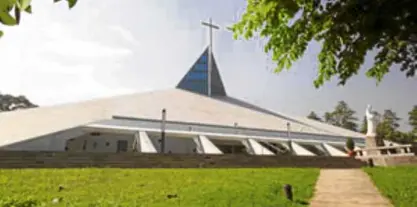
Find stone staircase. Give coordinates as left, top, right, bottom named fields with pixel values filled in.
left=0, top=151, right=367, bottom=169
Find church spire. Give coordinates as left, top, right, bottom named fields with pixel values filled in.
left=176, top=47, right=227, bottom=96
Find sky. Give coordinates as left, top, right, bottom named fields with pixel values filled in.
left=0, top=0, right=416, bottom=131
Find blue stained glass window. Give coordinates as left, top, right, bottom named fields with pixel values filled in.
left=180, top=81, right=207, bottom=94
left=199, top=54, right=208, bottom=63
left=186, top=72, right=207, bottom=80
left=193, top=63, right=207, bottom=71
left=176, top=47, right=225, bottom=96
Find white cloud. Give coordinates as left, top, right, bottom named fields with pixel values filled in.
left=0, top=0, right=212, bottom=106
left=108, top=25, right=140, bottom=46
left=41, top=39, right=133, bottom=59
left=0, top=0, right=138, bottom=106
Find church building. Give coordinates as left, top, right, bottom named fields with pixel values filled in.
left=0, top=47, right=369, bottom=157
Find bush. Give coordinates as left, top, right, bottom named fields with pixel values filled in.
left=346, top=138, right=355, bottom=151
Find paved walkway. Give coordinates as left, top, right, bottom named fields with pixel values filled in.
left=309, top=169, right=392, bottom=207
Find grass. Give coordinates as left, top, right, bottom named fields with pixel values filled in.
left=364, top=166, right=417, bottom=207
left=0, top=168, right=319, bottom=207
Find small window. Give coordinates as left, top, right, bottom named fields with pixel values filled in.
left=93, top=142, right=98, bottom=149
left=90, top=132, right=101, bottom=136
left=117, top=140, right=128, bottom=152
left=105, top=142, right=110, bottom=146
left=82, top=140, right=87, bottom=151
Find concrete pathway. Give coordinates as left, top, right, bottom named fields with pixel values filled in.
left=309, top=169, right=392, bottom=207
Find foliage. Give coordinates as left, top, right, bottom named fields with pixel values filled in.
left=364, top=166, right=417, bottom=207
left=310, top=101, right=416, bottom=142
left=376, top=109, right=401, bottom=141
left=0, top=93, right=37, bottom=112
left=345, top=138, right=355, bottom=151
left=231, top=0, right=417, bottom=88
left=392, top=131, right=416, bottom=144
left=307, top=111, right=321, bottom=121
left=359, top=116, right=367, bottom=134
left=0, top=0, right=78, bottom=38
left=409, top=105, right=417, bottom=133
left=324, top=101, right=358, bottom=131
left=0, top=168, right=319, bottom=206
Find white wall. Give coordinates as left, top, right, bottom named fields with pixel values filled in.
left=322, top=143, right=348, bottom=157
left=137, top=131, right=157, bottom=153
left=148, top=135, right=197, bottom=154
left=66, top=132, right=135, bottom=152
left=291, top=142, right=316, bottom=156
left=2, top=128, right=85, bottom=151
left=197, top=135, right=223, bottom=154
left=247, top=139, right=274, bottom=155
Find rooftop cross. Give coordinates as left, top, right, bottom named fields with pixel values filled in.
left=201, top=18, right=219, bottom=96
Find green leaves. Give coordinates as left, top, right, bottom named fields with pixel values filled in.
left=16, top=0, right=31, bottom=10
left=323, top=101, right=358, bottom=131
left=232, top=0, right=417, bottom=88
left=24, top=5, right=31, bottom=13
left=0, top=0, right=79, bottom=39
left=54, top=0, right=78, bottom=9
left=0, top=10, right=17, bottom=25
left=66, top=0, right=78, bottom=9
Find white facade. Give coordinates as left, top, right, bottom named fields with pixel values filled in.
left=0, top=123, right=357, bottom=157
left=0, top=47, right=370, bottom=156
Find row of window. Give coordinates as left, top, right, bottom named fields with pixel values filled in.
left=185, top=71, right=208, bottom=80
left=191, top=63, right=208, bottom=72
left=179, top=81, right=208, bottom=94
left=199, top=54, right=208, bottom=64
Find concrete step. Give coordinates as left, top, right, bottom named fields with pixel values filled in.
left=0, top=151, right=366, bottom=169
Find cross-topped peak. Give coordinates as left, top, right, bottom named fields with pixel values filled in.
left=201, top=18, right=220, bottom=97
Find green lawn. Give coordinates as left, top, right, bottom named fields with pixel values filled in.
left=0, top=168, right=319, bottom=207
left=364, top=166, right=417, bottom=207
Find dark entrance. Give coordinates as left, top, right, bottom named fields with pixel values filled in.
left=117, top=140, right=128, bottom=152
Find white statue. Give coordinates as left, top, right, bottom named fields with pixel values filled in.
left=365, top=104, right=378, bottom=137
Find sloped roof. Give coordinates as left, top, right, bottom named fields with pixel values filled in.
left=0, top=47, right=365, bottom=147
left=1, top=88, right=352, bottom=147
left=214, top=96, right=365, bottom=138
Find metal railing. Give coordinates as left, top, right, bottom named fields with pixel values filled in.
left=355, top=144, right=415, bottom=159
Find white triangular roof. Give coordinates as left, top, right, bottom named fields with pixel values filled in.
left=0, top=47, right=366, bottom=147
left=0, top=88, right=364, bottom=147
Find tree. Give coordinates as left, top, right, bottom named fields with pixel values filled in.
left=231, top=0, right=417, bottom=88
left=0, top=93, right=37, bottom=112
left=324, top=101, right=358, bottom=131
left=408, top=105, right=417, bottom=133
left=376, top=109, right=401, bottom=141
left=0, top=0, right=78, bottom=38
left=323, top=112, right=334, bottom=124
left=360, top=116, right=367, bottom=134
left=307, top=111, right=321, bottom=121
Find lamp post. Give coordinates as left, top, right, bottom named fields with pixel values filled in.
left=287, top=122, right=293, bottom=153
left=161, top=108, right=166, bottom=153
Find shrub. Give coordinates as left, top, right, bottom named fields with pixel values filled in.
left=346, top=138, right=355, bottom=151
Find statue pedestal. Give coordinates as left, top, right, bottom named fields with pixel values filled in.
left=365, top=135, right=384, bottom=151
left=365, top=135, right=386, bottom=166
